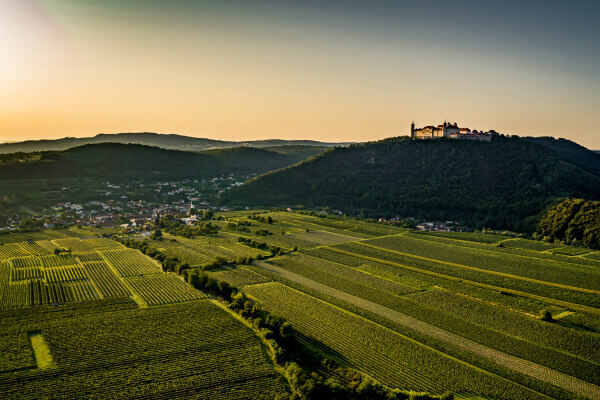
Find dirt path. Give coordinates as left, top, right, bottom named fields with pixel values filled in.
left=254, top=261, right=600, bottom=400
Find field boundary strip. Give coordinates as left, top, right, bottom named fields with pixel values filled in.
left=27, top=331, right=55, bottom=370
left=251, top=262, right=600, bottom=399
left=357, top=242, right=600, bottom=295
left=326, top=247, right=600, bottom=316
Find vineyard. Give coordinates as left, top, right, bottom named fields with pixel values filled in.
left=125, top=274, right=205, bottom=306
left=2, top=213, right=600, bottom=399
left=0, top=300, right=287, bottom=399
left=0, top=237, right=211, bottom=310
left=213, top=210, right=600, bottom=400
left=243, top=282, right=546, bottom=400
left=100, top=249, right=162, bottom=276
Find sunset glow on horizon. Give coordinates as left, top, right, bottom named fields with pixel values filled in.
left=1, top=0, right=599, bottom=147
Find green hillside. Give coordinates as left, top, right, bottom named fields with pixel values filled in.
left=525, top=137, right=600, bottom=176
left=221, top=136, right=600, bottom=231
left=0, top=143, right=317, bottom=180
left=536, top=198, right=600, bottom=248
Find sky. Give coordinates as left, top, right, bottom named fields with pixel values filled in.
left=1, top=0, right=599, bottom=147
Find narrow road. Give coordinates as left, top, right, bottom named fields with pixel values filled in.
left=254, top=260, right=600, bottom=400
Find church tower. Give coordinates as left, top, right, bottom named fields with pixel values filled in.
left=410, top=122, right=415, bottom=138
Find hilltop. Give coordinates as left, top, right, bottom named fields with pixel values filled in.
left=0, top=132, right=349, bottom=154
left=221, top=135, right=600, bottom=231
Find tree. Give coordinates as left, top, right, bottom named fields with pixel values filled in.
left=539, top=309, right=553, bottom=322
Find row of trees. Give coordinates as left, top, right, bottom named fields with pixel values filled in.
left=248, top=214, right=274, bottom=224
left=237, top=236, right=283, bottom=255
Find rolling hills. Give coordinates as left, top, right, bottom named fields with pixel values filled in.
left=221, top=136, right=600, bottom=231
left=0, top=132, right=349, bottom=154
left=0, top=143, right=323, bottom=181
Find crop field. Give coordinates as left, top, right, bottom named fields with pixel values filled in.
left=0, top=231, right=288, bottom=399
left=125, top=273, right=206, bottom=306
left=243, top=282, right=547, bottom=400
left=100, top=249, right=162, bottom=276
left=81, top=261, right=130, bottom=298
left=288, top=230, right=356, bottom=245
left=0, top=300, right=287, bottom=399
left=152, top=234, right=269, bottom=266
left=413, top=232, right=600, bottom=269
left=419, top=231, right=508, bottom=244
left=208, top=266, right=270, bottom=287
left=53, top=238, right=94, bottom=253
left=11, top=257, right=41, bottom=269
left=221, top=211, right=600, bottom=399
left=501, top=238, right=566, bottom=251
left=3, top=214, right=599, bottom=399
left=40, top=254, right=78, bottom=268
left=0, top=237, right=215, bottom=310
left=358, top=235, right=600, bottom=291
left=0, top=227, right=85, bottom=245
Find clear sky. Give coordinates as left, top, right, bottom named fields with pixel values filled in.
left=1, top=0, right=599, bottom=147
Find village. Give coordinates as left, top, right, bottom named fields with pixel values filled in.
left=0, top=175, right=244, bottom=232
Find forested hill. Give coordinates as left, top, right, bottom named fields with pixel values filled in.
left=0, top=132, right=348, bottom=153
left=536, top=198, right=600, bottom=248
left=524, top=136, right=600, bottom=176
left=221, top=136, right=600, bottom=231
left=0, top=143, right=321, bottom=180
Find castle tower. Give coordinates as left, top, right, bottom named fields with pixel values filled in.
left=410, top=122, right=415, bottom=138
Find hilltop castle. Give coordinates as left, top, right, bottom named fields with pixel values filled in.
left=411, top=121, right=493, bottom=142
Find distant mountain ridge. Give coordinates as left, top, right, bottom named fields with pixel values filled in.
left=0, top=142, right=324, bottom=180
left=221, top=135, right=600, bottom=231
left=0, top=132, right=351, bottom=154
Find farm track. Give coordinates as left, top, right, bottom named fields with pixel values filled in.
left=328, top=247, right=600, bottom=316
left=253, top=261, right=600, bottom=399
